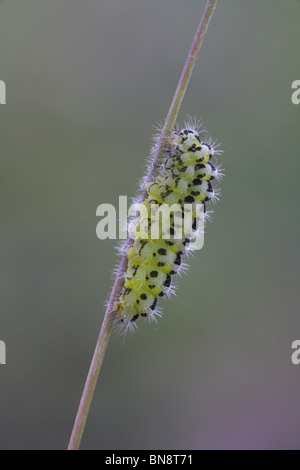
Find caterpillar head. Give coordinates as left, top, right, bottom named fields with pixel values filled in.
left=179, top=128, right=200, bottom=141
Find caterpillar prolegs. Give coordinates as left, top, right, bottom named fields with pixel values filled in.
left=113, top=124, right=222, bottom=332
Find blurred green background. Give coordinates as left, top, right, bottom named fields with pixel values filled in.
left=1, top=0, right=300, bottom=450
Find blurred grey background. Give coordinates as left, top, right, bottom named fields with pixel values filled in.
left=1, top=0, right=300, bottom=450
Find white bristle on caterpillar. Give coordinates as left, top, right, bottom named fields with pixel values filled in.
left=113, top=121, right=223, bottom=333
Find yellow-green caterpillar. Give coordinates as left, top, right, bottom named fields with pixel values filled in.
left=114, top=123, right=222, bottom=332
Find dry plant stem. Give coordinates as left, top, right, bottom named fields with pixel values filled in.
left=68, top=0, right=217, bottom=451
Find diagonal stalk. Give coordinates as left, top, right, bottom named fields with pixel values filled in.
left=68, top=0, right=218, bottom=451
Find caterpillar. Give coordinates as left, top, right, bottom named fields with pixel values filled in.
left=113, top=122, right=222, bottom=333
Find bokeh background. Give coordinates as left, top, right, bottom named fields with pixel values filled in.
left=1, top=0, right=300, bottom=450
